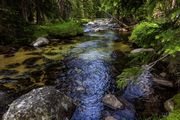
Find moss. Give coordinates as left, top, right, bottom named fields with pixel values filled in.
left=33, top=21, right=83, bottom=39
left=173, top=93, right=180, bottom=109
left=162, top=93, right=180, bottom=120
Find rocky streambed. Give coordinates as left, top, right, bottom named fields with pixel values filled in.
left=0, top=19, right=179, bottom=120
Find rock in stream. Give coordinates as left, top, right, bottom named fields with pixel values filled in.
left=3, top=86, right=76, bottom=120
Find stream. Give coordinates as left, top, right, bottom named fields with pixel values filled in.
left=0, top=19, right=171, bottom=120
left=56, top=19, right=151, bottom=120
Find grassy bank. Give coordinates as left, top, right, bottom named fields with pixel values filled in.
left=33, top=21, right=83, bottom=39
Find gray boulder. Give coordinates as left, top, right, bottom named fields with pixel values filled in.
left=32, top=37, right=49, bottom=47
left=3, top=86, right=76, bottom=120
left=102, top=94, right=124, bottom=110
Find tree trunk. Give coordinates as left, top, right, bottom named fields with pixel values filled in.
left=171, top=0, right=176, bottom=9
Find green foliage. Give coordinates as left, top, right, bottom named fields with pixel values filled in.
left=100, top=0, right=120, bottom=14
left=116, top=67, right=143, bottom=89
left=163, top=110, right=180, bottom=120
left=130, top=21, right=180, bottom=55
left=146, top=0, right=180, bottom=20
left=130, top=15, right=180, bottom=56
left=156, top=28, right=180, bottom=54
left=33, top=21, right=83, bottom=39
left=100, top=0, right=147, bottom=21
left=70, top=0, right=102, bottom=19
left=129, top=52, right=155, bottom=65
left=130, top=22, right=161, bottom=47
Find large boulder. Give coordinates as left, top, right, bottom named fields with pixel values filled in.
left=3, top=86, right=76, bottom=120
left=32, top=37, right=49, bottom=47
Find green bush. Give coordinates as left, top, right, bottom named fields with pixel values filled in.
left=130, top=21, right=160, bottom=48
left=130, top=21, right=180, bottom=55
left=156, top=28, right=180, bottom=55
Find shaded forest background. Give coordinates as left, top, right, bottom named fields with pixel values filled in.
left=0, top=0, right=179, bottom=45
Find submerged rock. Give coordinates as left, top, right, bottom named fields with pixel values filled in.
left=0, top=70, right=18, bottom=76
left=104, top=116, right=117, bottom=120
left=102, top=94, right=123, bottom=110
left=5, top=63, right=20, bottom=68
left=3, top=86, right=76, bottom=120
left=122, top=70, right=153, bottom=102
left=32, top=37, right=49, bottom=47
left=22, top=57, right=41, bottom=68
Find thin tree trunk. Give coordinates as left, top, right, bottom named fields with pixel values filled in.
left=36, top=0, right=41, bottom=24
left=171, top=0, right=176, bottom=9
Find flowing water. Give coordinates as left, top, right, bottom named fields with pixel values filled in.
left=56, top=20, right=153, bottom=120
left=0, top=19, right=157, bottom=119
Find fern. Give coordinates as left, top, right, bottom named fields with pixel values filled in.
left=156, top=28, right=180, bottom=55
left=129, top=52, right=155, bottom=65
left=116, top=67, right=143, bottom=89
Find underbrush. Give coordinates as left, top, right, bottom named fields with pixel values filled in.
left=130, top=21, right=180, bottom=55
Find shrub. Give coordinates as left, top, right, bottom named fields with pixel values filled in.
left=130, top=21, right=180, bottom=55
left=130, top=22, right=161, bottom=48
left=155, top=28, right=180, bottom=55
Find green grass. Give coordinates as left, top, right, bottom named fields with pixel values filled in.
left=33, top=21, right=83, bottom=39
